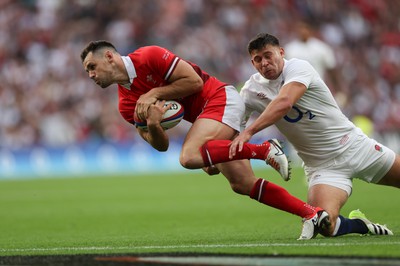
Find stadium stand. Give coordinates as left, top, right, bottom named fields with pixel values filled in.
left=0, top=0, right=399, bottom=176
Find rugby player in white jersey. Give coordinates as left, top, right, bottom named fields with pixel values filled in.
left=230, top=33, right=400, bottom=239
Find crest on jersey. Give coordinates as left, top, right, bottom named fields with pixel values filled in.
left=375, top=144, right=383, bottom=152
left=146, top=74, right=157, bottom=84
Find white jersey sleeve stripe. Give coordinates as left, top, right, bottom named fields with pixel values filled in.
left=164, top=57, right=180, bottom=80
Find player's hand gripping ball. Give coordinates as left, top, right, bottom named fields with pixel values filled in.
left=134, top=100, right=184, bottom=131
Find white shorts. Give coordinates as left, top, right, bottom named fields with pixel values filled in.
left=304, top=134, right=395, bottom=196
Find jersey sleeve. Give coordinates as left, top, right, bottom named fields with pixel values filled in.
left=283, top=59, right=316, bottom=89
left=140, top=46, right=180, bottom=81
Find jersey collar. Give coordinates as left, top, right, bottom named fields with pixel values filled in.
left=121, top=56, right=137, bottom=89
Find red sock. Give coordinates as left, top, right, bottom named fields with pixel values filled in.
left=200, top=140, right=270, bottom=166
left=249, top=178, right=317, bottom=218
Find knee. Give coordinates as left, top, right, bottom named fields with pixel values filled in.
left=229, top=182, right=247, bottom=195
left=228, top=177, right=254, bottom=195
left=179, top=153, right=195, bottom=169
left=179, top=151, right=203, bottom=169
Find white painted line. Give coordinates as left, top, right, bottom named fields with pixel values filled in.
left=1, top=241, right=400, bottom=253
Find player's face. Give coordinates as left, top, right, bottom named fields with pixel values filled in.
left=83, top=51, right=114, bottom=89
left=250, top=45, right=285, bottom=80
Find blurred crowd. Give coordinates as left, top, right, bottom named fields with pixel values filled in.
left=0, top=0, right=400, bottom=149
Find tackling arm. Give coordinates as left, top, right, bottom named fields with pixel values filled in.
left=230, top=81, right=307, bottom=157
left=245, top=81, right=307, bottom=136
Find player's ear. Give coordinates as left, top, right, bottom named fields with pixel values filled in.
left=104, top=50, right=114, bottom=63
left=279, top=47, right=285, bottom=57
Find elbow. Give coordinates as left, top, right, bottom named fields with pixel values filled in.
left=157, top=147, right=168, bottom=152
left=284, top=102, right=293, bottom=113
left=279, top=97, right=294, bottom=114
left=193, top=77, right=203, bottom=92
left=155, top=143, right=169, bottom=152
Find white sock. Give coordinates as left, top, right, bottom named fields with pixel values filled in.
left=332, top=217, right=341, bottom=236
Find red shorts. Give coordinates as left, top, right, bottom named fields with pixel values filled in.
left=193, top=85, right=245, bottom=132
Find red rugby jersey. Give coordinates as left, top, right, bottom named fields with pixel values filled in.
left=118, top=46, right=227, bottom=125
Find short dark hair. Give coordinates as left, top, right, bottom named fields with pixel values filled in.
left=247, top=33, right=280, bottom=54
left=80, top=40, right=117, bottom=62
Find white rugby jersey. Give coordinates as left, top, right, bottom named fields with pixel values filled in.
left=240, top=58, right=362, bottom=167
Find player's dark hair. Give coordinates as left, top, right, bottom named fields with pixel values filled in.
left=247, top=33, right=280, bottom=54
left=80, top=40, right=117, bottom=62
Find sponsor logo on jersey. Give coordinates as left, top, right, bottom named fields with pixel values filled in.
left=257, top=92, right=269, bottom=99
left=375, top=144, right=383, bottom=152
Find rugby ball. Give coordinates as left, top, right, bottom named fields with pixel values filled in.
left=134, top=100, right=184, bottom=130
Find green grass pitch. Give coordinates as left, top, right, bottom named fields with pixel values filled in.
left=0, top=167, right=399, bottom=257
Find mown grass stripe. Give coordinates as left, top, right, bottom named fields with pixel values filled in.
left=1, top=241, right=400, bottom=253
